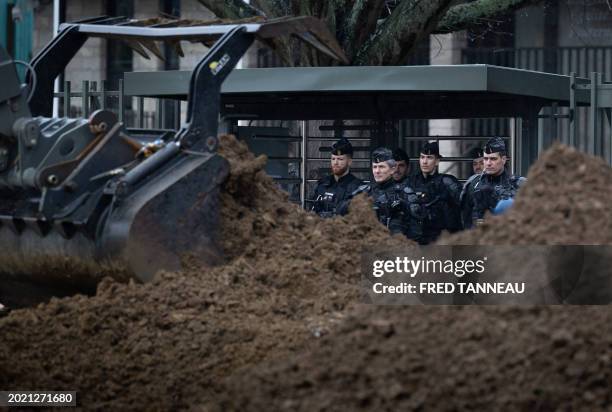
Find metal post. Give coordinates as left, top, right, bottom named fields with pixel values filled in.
left=514, top=117, right=522, bottom=176
left=551, top=101, right=558, bottom=145
left=91, top=81, right=97, bottom=112
left=510, top=117, right=517, bottom=176
left=569, top=72, right=576, bottom=147
left=52, top=0, right=63, bottom=117
left=118, top=79, right=124, bottom=124
left=174, top=100, right=180, bottom=130
left=520, top=107, right=539, bottom=176
left=138, top=97, right=144, bottom=128
left=157, top=99, right=164, bottom=129
left=597, top=72, right=604, bottom=156
left=82, top=80, right=90, bottom=118
left=589, top=72, right=598, bottom=155
left=300, top=120, right=307, bottom=209
left=538, top=108, right=545, bottom=155
left=100, top=80, right=107, bottom=110
left=63, top=80, right=71, bottom=118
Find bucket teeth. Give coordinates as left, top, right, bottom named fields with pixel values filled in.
left=23, top=217, right=52, bottom=236
left=55, top=221, right=77, bottom=239
left=0, top=216, right=55, bottom=236
left=0, top=216, right=26, bottom=235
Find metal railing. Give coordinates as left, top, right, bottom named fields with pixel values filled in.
left=54, top=80, right=181, bottom=130
left=462, top=46, right=612, bottom=164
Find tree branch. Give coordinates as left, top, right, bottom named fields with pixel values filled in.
left=435, top=0, right=544, bottom=34
left=196, top=0, right=263, bottom=19
left=355, top=0, right=454, bottom=65
left=341, top=0, right=386, bottom=61
left=252, top=0, right=291, bottom=18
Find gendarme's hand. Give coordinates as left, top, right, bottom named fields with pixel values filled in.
left=390, top=199, right=403, bottom=209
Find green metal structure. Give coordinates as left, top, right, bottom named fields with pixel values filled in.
left=123, top=64, right=592, bottom=178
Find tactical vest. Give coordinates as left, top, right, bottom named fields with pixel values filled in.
left=312, top=173, right=362, bottom=218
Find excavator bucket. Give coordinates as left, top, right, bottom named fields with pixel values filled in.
left=0, top=16, right=347, bottom=306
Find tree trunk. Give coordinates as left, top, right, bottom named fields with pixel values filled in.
left=355, top=0, right=454, bottom=65
left=196, top=0, right=262, bottom=19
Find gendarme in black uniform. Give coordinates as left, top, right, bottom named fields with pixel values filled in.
left=461, top=137, right=526, bottom=228
left=353, top=148, right=425, bottom=242
left=392, top=147, right=410, bottom=185
left=312, top=138, right=362, bottom=218
left=407, top=142, right=462, bottom=244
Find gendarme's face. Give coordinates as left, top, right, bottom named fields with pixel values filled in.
left=419, top=153, right=439, bottom=174
left=473, top=158, right=484, bottom=174
left=483, top=152, right=506, bottom=175
left=331, top=154, right=351, bottom=176
left=393, top=160, right=408, bottom=181
left=372, top=161, right=394, bottom=183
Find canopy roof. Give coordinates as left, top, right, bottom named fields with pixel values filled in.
left=124, top=64, right=589, bottom=120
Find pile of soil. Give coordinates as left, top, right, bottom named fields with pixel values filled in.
left=0, top=139, right=610, bottom=411
left=0, top=135, right=406, bottom=410
left=208, top=143, right=612, bottom=411
left=213, top=306, right=612, bottom=411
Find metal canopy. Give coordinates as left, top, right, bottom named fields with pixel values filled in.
left=124, top=64, right=589, bottom=120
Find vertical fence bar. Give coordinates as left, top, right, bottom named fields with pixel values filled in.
left=138, top=97, right=144, bottom=128
left=82, top=80, right=90, bottom=118
left=514, top=117, right=522, bottom=175
left=538, top=108, right=545, bottom=154
left=63, top=81, right=71, bottom=118
left=569, top=72, right=576, bottom=147
left=589, top=72, right=597, bottom=155
left=157, top=99, right=163, bottom=129
left=174, top=100, right=180, bottom=130
left=100, top=80, right=107, bottom=110
left=300, top=120, right=307, bottom=209
left=597, top=72, right=604, bottom=156
left=551, top=101, right=558, bottom=144
left=118, top=79, right=125, bottom=124
left=90, top=81, right=97, bottom=112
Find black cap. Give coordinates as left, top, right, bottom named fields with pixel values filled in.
left=371, top=147, right=394, bottom=163
left=484, top=137, right=507, bottom=155
left=331, top=137, right=353, bottom=156
left=470, top=147, right=484, bottom=159
left=420, top=141, right=440, bottom=158
left=393, top=147, right=409, bottom=163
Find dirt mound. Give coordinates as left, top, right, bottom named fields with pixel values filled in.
left=0, top=135, right=405, bottom=410
left=205, top=144, right=612, bottom=411
left=0, top=141, right=610, bottom=411
left=443, top=143, right=612, bottom=245
left=213, top=306, right=612, bottom=411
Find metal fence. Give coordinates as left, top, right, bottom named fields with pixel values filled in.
left=54, top=79, right=182, bottom=130
left=462, top=46, right=612, bottom=163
